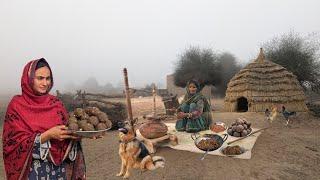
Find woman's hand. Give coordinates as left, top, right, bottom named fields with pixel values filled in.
left=177, top=112, right=188, bottom=119
left=40, top=125, right=79, bottom=143
left=177, top=112, right=193, bottom=119
left=177, top=112, right=184, bottom=119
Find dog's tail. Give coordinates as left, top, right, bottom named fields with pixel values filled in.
left=141, top=155, right=165, bottom=170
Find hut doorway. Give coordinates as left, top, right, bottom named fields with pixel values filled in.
left=237, top=97, right=248, bottom=112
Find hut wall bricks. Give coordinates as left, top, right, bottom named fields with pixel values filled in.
left=224, top=48, right=308, bottom=112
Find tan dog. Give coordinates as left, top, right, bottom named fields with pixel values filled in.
left=116, top=121, right=165, bottom=179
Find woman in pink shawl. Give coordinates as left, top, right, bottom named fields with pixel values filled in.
left=2, top=58, right=86, bottom=180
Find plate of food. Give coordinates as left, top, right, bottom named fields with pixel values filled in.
left=67, top=107, right=113, bottom=138
left=191, top=133, right=228, bottom=160
left=220, top=145, right=247, bottom=156
left=227, top=118, right=252, bottom=137
left=210, top=121, right=227, bottom=133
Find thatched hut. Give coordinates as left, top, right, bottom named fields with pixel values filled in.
left=224, top=48, right=308, bottom=112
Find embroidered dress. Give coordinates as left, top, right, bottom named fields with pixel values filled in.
left=28, top=134, right=80, bottom=180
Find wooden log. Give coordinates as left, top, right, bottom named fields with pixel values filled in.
left=153, top=85, right=156, bottom=117
left=123, top=68, right=133, bottom=122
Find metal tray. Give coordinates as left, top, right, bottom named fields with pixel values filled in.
left=74, top=127, right=111, bottom=138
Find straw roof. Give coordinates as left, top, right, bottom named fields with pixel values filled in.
left=224, top=48, right=308, bottom=112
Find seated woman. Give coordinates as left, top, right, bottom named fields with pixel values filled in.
left=175, top=80, right=212, bottom=133
left=2, top=59, right=86, bottom=180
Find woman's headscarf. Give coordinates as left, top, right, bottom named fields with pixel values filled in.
left=181, top=80, right=208, bottom=108
left=2, top=59, right=70, bottom=180
left=183, top=79, right=201, bottom=100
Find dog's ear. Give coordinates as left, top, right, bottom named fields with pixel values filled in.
left=126, top=118, right=138, bottom=136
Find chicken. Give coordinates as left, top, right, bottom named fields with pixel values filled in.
left=265, top=106, right=278, bottom=123
left=281, top=106, right=296, bottom=125
left=265, top=108, right=271, bottom=121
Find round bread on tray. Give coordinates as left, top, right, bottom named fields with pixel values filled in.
left=67, top=107, right=112, bottom=138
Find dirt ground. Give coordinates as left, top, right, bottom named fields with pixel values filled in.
left=0, top=96, right=320, bottom=180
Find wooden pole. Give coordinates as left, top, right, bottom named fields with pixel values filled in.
left=123, top=68, right=133, bottom=121
left=153, top=84, right=156, bottom=118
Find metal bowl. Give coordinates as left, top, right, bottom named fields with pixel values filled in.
left=210, top=122, right=227, bottom=133
left=191, top=133, right=228, bottom=152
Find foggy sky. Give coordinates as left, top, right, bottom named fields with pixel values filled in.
left=1, top=0, right=320, bottom=94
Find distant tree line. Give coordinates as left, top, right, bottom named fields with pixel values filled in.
left=64, top=77, right=123, bottom=94
left=63, top=79, right=164, bottom=95
left=173, top=31, right=320, bottom=96
left=64, top=31, right=320, bottom=97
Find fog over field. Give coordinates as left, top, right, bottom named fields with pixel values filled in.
left=1, top=0, right=320, bottom=95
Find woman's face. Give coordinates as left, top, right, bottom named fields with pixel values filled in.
left=188, top=83, right=197, bottom=95
left=32, top=66, right=51, bottom=95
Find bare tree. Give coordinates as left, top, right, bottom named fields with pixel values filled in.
left=263, top=31, right=320, bottom=92
left=215, top=52, right=241, bottom=96
left=173, top=46, right=221, bottom=88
